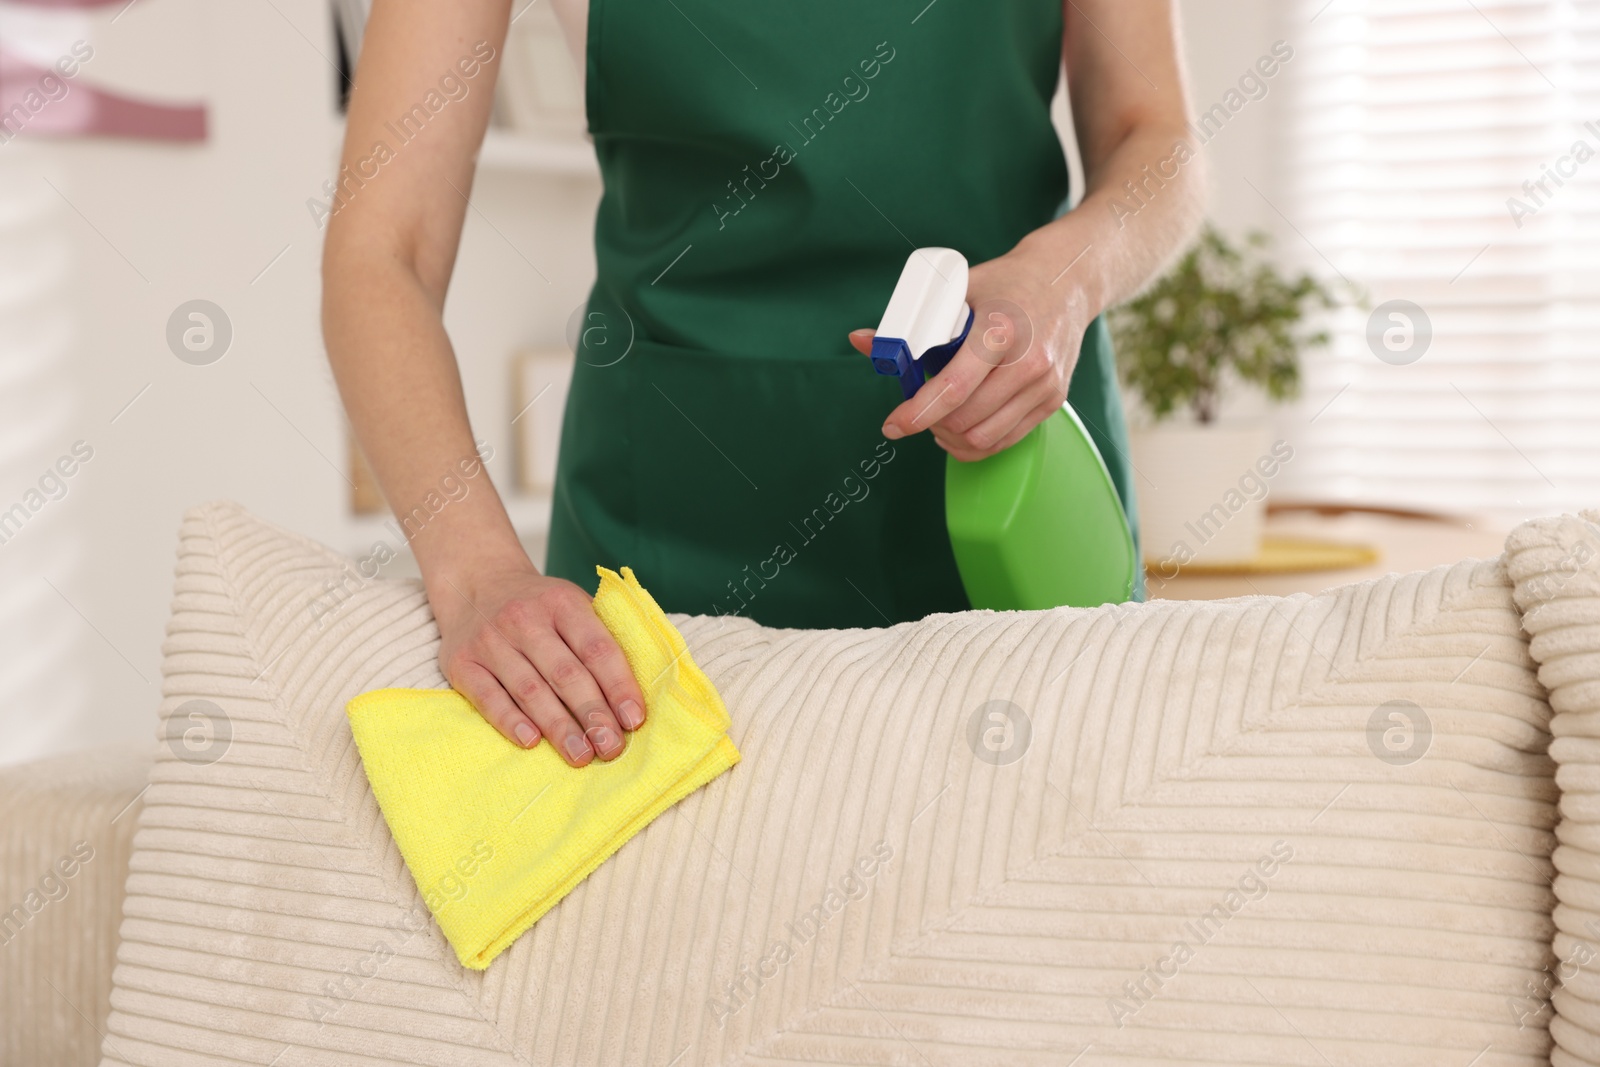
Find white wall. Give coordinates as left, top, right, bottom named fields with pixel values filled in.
left=443, top=166, right=600, bottom=559
left=1176, top=0, right=1291, bottom=240
left=2, top=0, right=341, bottom=765
left=2, top=0, right=1289, bottom=767
left=1172, top=1, right=1341, bottom=440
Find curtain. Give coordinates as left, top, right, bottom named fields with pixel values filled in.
left=1282, top=0, right=1600, bottom=522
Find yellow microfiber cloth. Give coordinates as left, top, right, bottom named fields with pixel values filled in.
left=346, top=566, right=740, bottom=970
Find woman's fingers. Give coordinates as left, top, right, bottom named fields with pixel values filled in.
left=433, top=572, right=648, bottom=768
left=448, top=660, right=541, bottom=750
left=881, top=291, right=1047, bottom=439
left=554, top=606, right=647, bottom=732
left=988, top=399, right=1062, bottom=454
left=481, top=640, right=597, bottom=767
left=934, top=398, right=1059, bottom=463
left=932, top=305, right=1061, bottom=445
left=931, top=370, right=1033, bottom=454
left=950, top=379, right=1062, bottom=458
left=524, top=633, right=629, bottom=761
left=881, top=343, right=995, bottom=439
left=847, top=328, right=875, bottom=356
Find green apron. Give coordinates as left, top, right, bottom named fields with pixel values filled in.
left=546, top=0, right=1142, bottom=627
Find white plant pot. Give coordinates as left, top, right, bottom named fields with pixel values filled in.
left=1130, top=423, right=1283, bottom=570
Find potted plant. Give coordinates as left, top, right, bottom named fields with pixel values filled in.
left=1109, top=225, right=1339, bottom=570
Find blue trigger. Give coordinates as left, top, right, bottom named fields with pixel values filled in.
left=920, top=306, right=974, bottom=383
left=868, top=307, right=975, bottom=401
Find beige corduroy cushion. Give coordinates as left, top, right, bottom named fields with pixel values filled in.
left=99, top=500, right=1558, bottom=1066
left=1507, top=510, right=1600, bottom=1067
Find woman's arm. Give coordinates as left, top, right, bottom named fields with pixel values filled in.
left=322, top=0, right=643, bottom=767
left=853, top=0, right=1205, bottom=461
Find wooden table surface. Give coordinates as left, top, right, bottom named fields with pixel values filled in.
left=1144, top=510, right=1511, bottom=602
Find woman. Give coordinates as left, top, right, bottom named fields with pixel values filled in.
left=322, top=0, right=1203, bottom=768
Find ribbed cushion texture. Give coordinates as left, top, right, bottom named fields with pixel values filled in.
left=91, top=499, right=1565, bottom=1066
left=1507, top=510, right=1600, bottom=1067
left=0, top=743, right=150, bottom=1067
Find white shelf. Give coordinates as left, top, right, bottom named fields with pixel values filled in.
left=347, top=492, right=553, bottom=554
left=504, top=491, right=555, bottom=535
left=478, top=128, right=598, bottom=177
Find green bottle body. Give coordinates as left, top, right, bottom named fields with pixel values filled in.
left=944, top=404, right=1136, bottom=611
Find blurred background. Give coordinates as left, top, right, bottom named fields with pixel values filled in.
left=2, top=0, right=1595, bottom=767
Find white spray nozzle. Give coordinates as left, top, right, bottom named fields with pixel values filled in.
left=875, top=248, right=969, bottom=359
left=870, top=248, right=974, bottom=399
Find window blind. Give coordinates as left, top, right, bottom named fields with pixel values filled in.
left=1282, top=0, right=1600, bottom=522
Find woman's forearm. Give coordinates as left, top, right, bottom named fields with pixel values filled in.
left=319, top=0, right=528, bottom=597
left=1016, top=117, right=1206, bottom=323
left=1018, top=0, right=1204, bottom=320
left=321, top=247, right=530, bottom=594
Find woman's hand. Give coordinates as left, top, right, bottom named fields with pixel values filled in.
left=428, top=560, right=646, bottom=767
left=848, top=240, right=1090, bottom=462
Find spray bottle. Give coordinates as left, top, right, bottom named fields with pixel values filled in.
left=869, top=248, right=1136, bottom=610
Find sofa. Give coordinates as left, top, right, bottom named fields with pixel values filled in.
left=5, top=500, right=1600, bottom=1066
